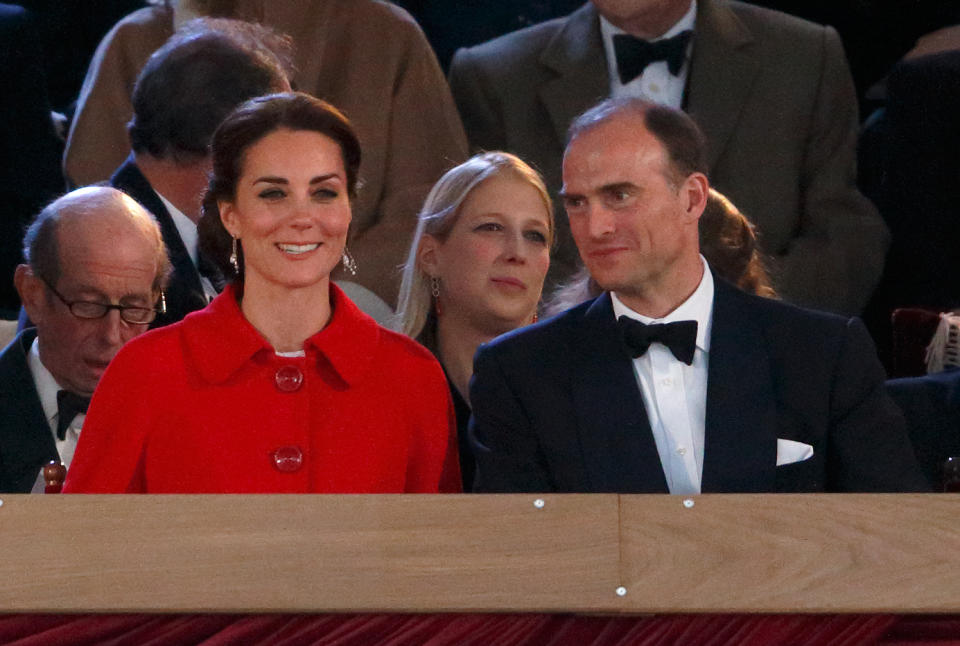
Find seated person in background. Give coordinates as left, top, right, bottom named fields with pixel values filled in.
left=64, top=0, right=469, bottom=308
left=0, top=187, right=169, bottom=492
left=64, top=93, right=460, bottom=494
left=469, top=97, right=928, bottom=494
left=544, top=187, right=775, bottom=317
left=112, top=19, right=291, bottom=326
left=887, top=370, right=960, bottom=491
left=394, top=152, right=553, bottom=490
left=449, top=0, right=887, bottom=316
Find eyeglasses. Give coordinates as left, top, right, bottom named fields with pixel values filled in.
left=41, top=278, right=166, bottom=325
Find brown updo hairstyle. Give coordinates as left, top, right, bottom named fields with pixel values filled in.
left=198, top=91, right=361, bottom=282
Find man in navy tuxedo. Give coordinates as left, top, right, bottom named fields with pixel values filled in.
left=468, top=98, right=927, bottom=494
left=0, top=187, right=168, bottom=492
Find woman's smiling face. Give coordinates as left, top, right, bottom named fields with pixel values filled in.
left=219, top=128, right=352, bottom=294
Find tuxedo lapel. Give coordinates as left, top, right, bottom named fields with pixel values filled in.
left=702, top=279, right=777, bottom=492
left=0, top=330, right=57, bottom=492
left=538, top=4, right=610, bottom=153
left=685, top=0, right=760, bottom=173
left=110, top=156, right=208, bottom=325
left=569, top=294, right=668, bottom=492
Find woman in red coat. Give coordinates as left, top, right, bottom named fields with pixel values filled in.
left=64, top=93, right=460, bottom=493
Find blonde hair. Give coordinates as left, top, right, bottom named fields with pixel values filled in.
left=393, top=151, right=553, bottom=338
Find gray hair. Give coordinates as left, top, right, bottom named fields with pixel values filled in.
left=23, top=187, right=171, bottom=293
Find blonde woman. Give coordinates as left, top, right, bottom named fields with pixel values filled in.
left=395, top=152, right=553, bottom=489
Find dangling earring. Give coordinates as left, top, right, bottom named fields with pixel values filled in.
left=229, top=236, right=239, bottom=274
left=341, top=246, right=358, bottom=276
left=430, top=276, right=441, bottom=317
left=532, top=313, right=538, bottom=324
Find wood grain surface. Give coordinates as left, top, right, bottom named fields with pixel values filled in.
left=0, top=494, right=956, bottom=613
left=618, top=494, right=960, bottom=613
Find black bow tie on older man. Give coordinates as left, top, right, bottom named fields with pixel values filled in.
left=618, top=316, right=698, bottom=365
left=613, top=30, right=693, bottom=84
left=56, top=390, right=90, bottom=440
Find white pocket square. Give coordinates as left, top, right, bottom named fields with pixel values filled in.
left=776, top=439, right=814, bottom=466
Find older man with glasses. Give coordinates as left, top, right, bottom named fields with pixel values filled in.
left=0, top=186, right=169, bottom=492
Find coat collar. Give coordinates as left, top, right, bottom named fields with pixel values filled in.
left=701, top=278, right=777, bottom=492
left=538, top=3, right=610, bottom=151
left=181, top=283, right=381, bottom=388
left=0, top=329, right=58, bottom=491
left=685, top=0, right=760, bottom=172
left=569, top=292, right=669, bottom=492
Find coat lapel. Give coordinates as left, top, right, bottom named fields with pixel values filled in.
left=702, top=280, right=777, bottom=492
left=0, top=330, right=58, bottom=492
left=110, top=156, right=208, bottom=325
left=538, top=4, right=610, bottom=152
left=569, top=294, right=669, bottom=492
left=685, top=0, right=760, bottom=172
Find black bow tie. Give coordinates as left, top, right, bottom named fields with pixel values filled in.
left=618, top=316, right=698, bottom=365
left=56, top=390, right=91, bottom=440
left=613, top=30, right=693, bottom=84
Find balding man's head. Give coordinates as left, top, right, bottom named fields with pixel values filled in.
left=15, top=187, right=170, bottom=395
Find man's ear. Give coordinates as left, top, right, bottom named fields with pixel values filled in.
left=417, top=234, right=442, bottom=278
left=15, top=265, right=46, bottom=325
left=681, top=172, right=709, bottom=223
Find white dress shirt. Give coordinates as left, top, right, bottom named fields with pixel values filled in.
left=601, top=1, right=697, bottom=108
left=27, top=338, right=84, bottom=471
left=157, top=192, right=219, bottom=302
left=611, top=257, right=714, bottom=495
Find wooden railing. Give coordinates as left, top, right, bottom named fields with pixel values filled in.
left=0, top=494, right=956, bottom=614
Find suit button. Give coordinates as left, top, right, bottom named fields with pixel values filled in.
left=271, top=446, right=303, bottom=472
left=274, top=365, right=303, bottom=392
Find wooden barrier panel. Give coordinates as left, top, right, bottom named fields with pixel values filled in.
left=0, top=494, right=620, bottom=613
left=618, top=494, right=960, bottom=613
left=0, top=494, right=956, bottom=614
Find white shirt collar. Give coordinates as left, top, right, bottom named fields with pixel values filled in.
left=28, top=336, right=63, bottom=429
left=157, top=192, right=200, bottom=267
left=610, top=255, right=714, bottom=353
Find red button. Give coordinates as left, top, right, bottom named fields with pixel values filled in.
left=271, top=446, right=303, bottom=472
left=274, top=365, right=303, bottom=392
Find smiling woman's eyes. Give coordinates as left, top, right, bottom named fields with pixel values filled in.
left=258, top=188, right=286, bottom=200
left=474, top=222, right=503, bottom=233
left=312, top=187, right=339, bottom=200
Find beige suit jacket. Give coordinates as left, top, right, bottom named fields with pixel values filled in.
left=64, top=0, right=468, bottom=306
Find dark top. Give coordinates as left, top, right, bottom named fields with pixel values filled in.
left=417, top=313, right=475, bottom=491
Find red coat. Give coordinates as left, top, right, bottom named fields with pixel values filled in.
left=64, top=285, right=460, bottom=493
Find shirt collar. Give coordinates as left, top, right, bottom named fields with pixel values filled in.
left=156, top=192, right=199, bottom=267
left=182, top=283, right=381, bottom=387
left=27, top=336, right=59, bottom=428
left=600, top=1, right=698, bottom=77
left=611, top=255, right=714, bottom=353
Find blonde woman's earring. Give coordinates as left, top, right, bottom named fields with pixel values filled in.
left=430, top=276, right=441, bottom=316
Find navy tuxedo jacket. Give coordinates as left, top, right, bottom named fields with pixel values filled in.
left=887, top=370, right=960, bottom=490
left=0, top=329, right=56, bottom=493
left=469, top=279, right=928, bottom=493
left=110, top=156, right=210, bottom=328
